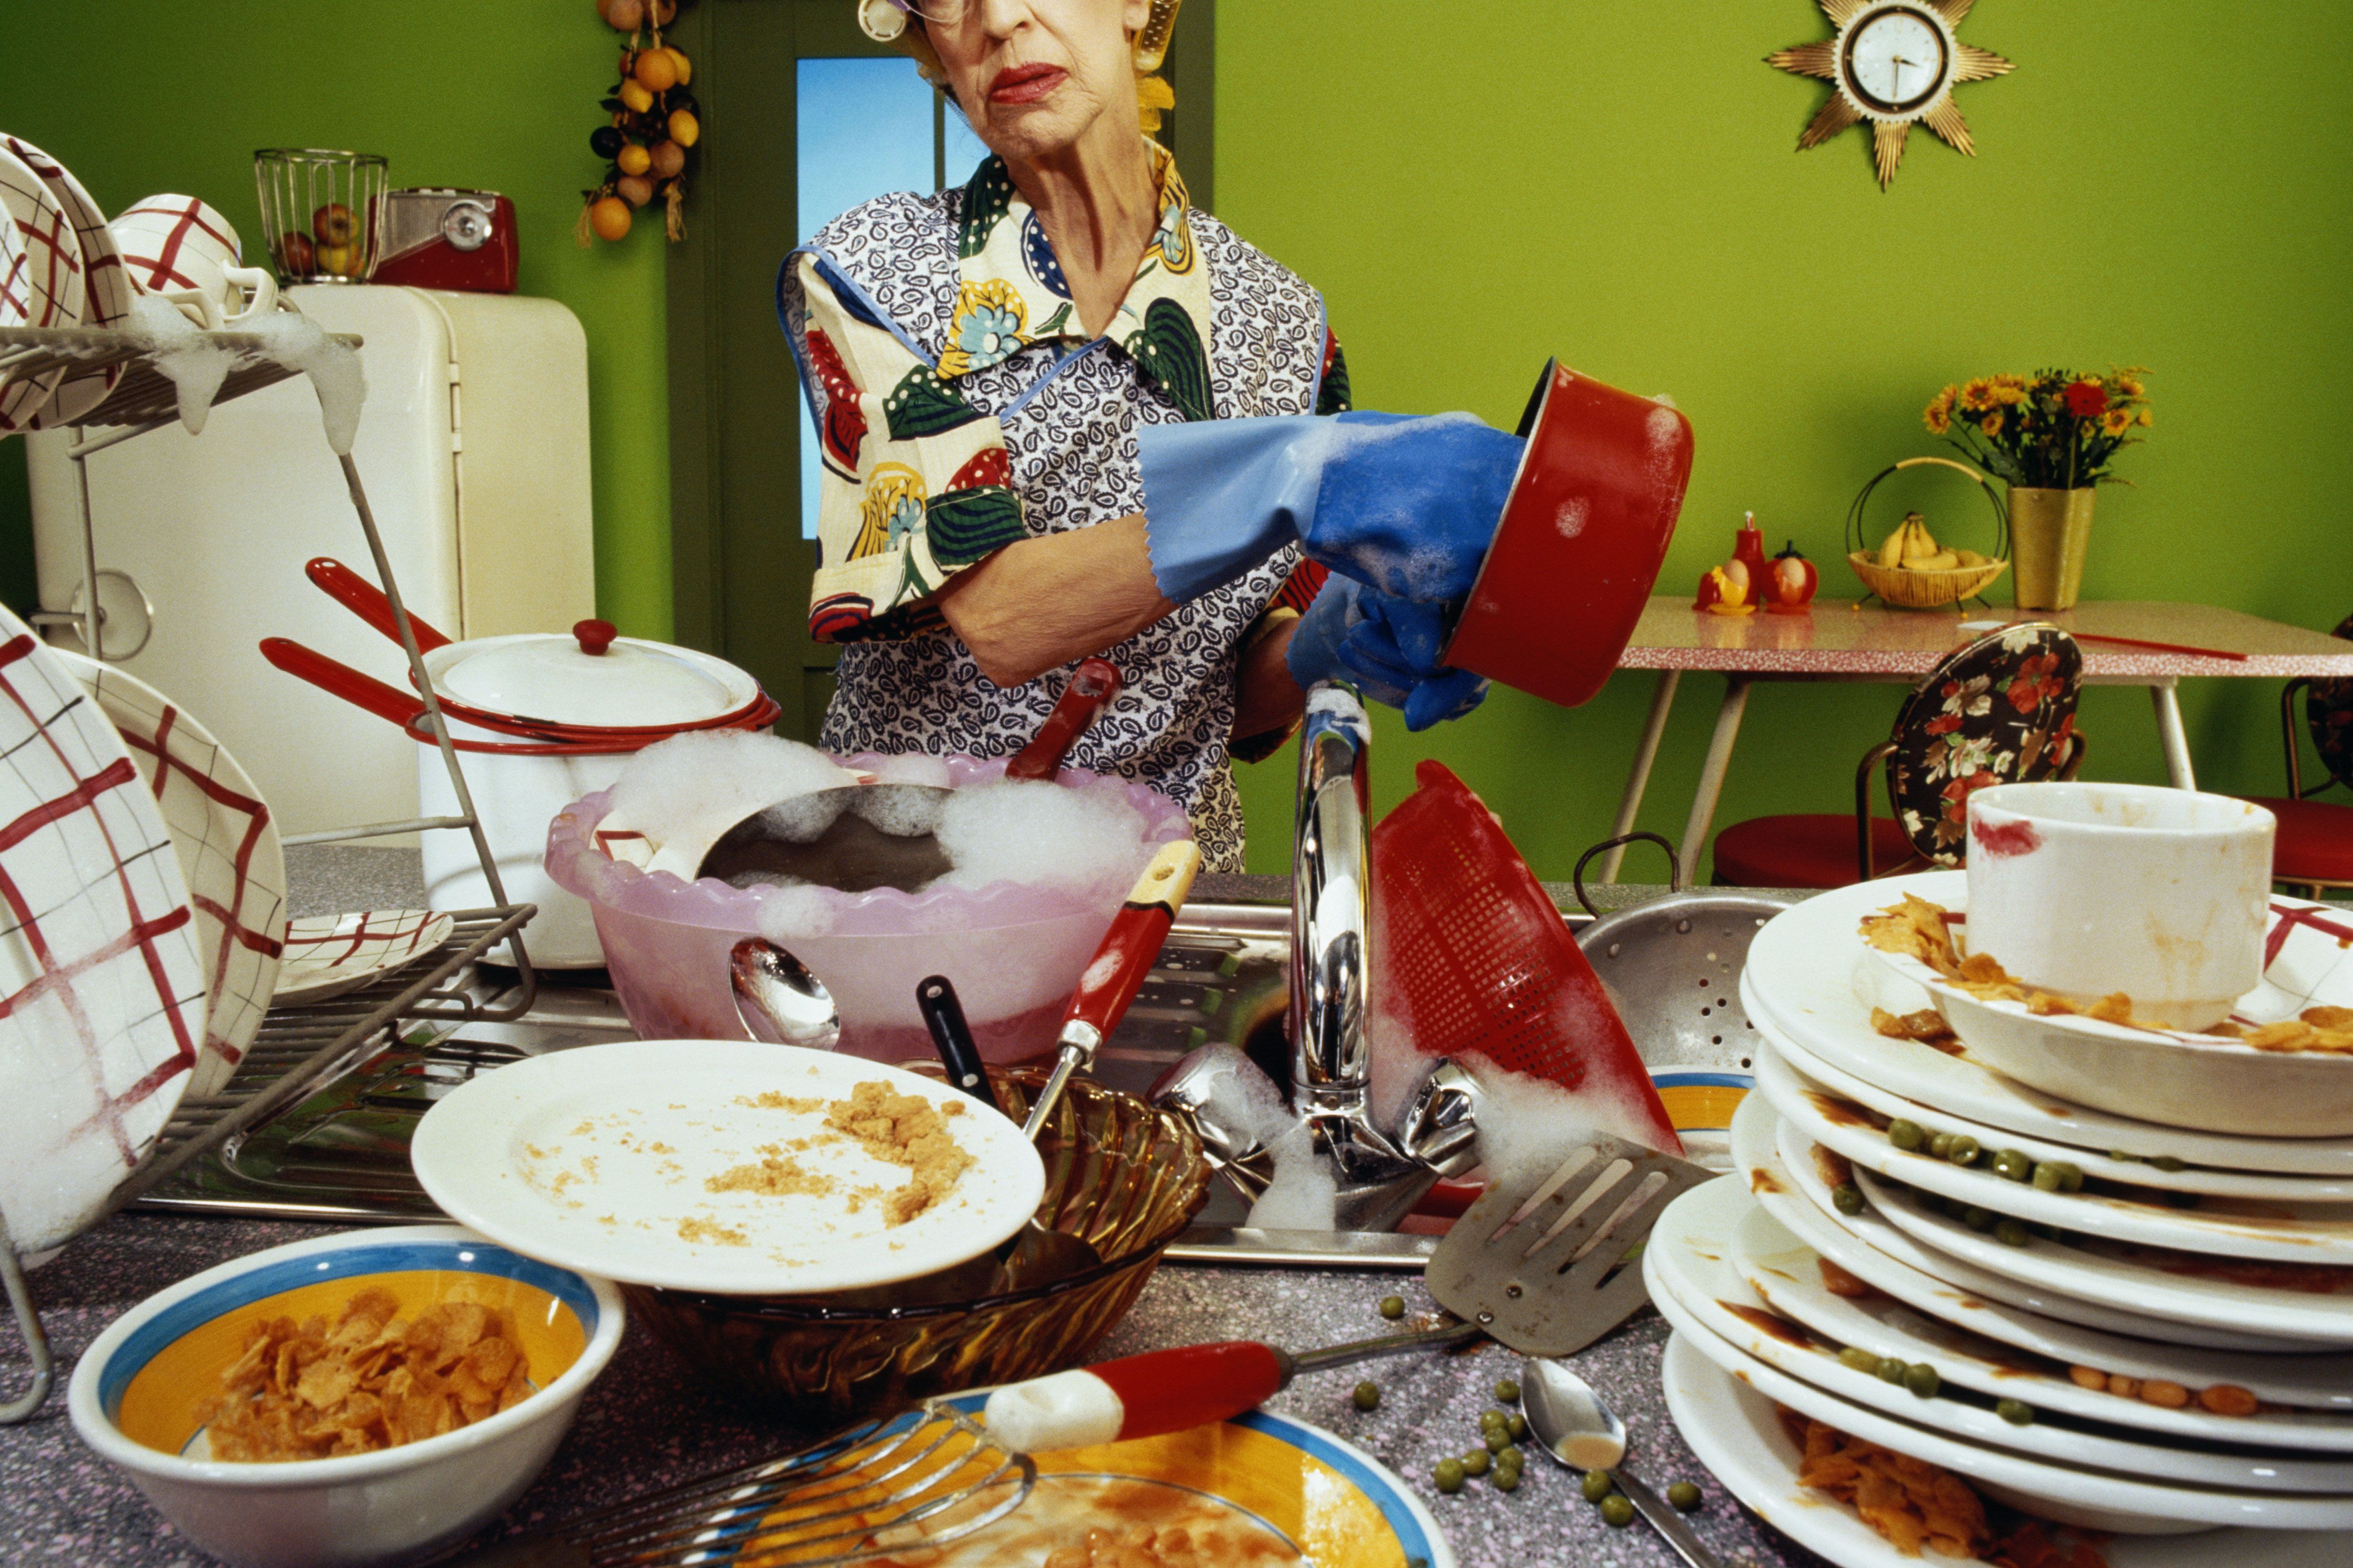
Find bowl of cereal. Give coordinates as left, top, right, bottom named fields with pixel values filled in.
left=67, top=1225, right=625, bottom=1568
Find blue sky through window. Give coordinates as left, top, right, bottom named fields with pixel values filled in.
left=796, top=58, right=995, bottom=539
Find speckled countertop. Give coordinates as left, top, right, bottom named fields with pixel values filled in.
left=2, top=848, right=1824, bottom=1568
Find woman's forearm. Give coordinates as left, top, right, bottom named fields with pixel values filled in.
left=931, top=513, right=1176, bottom=688
left=1231, top=613, right=1306, bottom=746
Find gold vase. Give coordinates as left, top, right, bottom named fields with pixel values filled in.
left=2009, top=486, right=2097, bottom=611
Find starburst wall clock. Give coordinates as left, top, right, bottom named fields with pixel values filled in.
left=1769, top=0, right=2013, bottom=188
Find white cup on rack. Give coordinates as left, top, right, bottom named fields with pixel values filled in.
left=111, top=195, right=278, bottom=328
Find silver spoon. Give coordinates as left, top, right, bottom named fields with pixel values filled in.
left=729, top=937, right=841, bottom=1050
left=1521, top=1356, right=1725, bottom=1568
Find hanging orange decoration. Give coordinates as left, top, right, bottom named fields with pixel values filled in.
left=579, top=0, right=699, bottom=245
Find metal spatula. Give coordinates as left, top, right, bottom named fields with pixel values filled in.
left=980, top=1137, right=1715, bottom=1452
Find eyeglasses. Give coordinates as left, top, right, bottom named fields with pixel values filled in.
left=861, top=0, right=972, bottom=37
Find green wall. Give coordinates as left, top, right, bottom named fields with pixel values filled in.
left=0, top=0, right=674, bottom=639
left=6, top=2, right=2347, bottom=881
left=1217, top=0, right=2353, bottom=877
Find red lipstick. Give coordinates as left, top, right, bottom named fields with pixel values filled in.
left=989, top=62, right=1066, bottom=104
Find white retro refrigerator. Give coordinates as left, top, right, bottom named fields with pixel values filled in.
left=26, top=285, right=597, bottom=851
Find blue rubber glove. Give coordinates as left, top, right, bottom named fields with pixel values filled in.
left=1137, top=412, right=1523, bottom=604
left=1286, top=576, right=1489, bottom=732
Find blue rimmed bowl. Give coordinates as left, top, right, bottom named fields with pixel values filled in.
left=67, top=1225, right=624, bottom=1568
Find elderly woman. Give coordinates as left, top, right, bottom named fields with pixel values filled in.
left=784, top=0, right=1521, bottom=869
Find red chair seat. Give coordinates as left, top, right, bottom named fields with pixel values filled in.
left=2241, top=796, right=2353, bottom=884
left=1713, top=814, right=1917, bottom=889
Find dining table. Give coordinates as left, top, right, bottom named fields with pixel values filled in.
left=1599, top=597, right=2353, bottom=885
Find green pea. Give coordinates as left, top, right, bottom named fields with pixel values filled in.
left=1993, top=1149, right=2035, bottom=1183
left=1947, top=1135, right=1981, bottom=1166
left=2150, top=1155, right=2187, bottom=1173
left=1903, top=1362, right=1941, bottom=1399
left=1929, top=1131, right=1956, bottom=1159
left=1352, top=1381, right=1381, bottom=1411
left=1492, top=1378, right=1520, bottom=1403
left=1496, top=1445, right=1523, bottom=1469
left=1462, top=1448, right=1490, bottom=1476
left=1887, top=1119, right=1926, bottom=1152
left=1434, top=1457, right=1465, bottom=1493
left=1506, top=1411, right=1528, bottom=1440
left=1997, top=1399, right=2036, bottom=1426
left=1480, top=1409, right=1507, bottom=1431
left=1378, top=1294, right=1406, bottom=1320
left=1582, top=1468, right=1615, bottom=1504
left=1486, top=1429, right=1510, bottom=1453
left=1493, top=1465, right=1521, bottom=1493
left=1839, top=1346, right=1881, bottom=1374
left=2108, top=1150, right=2139, bottom=1164
left=1963, top=1205, right=1998, bottom=1232
left=1833, top=1182, right=1866, bottom=1216
left=1667, top=1481, right=1703, bottom=1512
left=1876, top=1356, right=1908, bottom=1385
left=1995, top=1218, right=2032, bottom=1248
left=2031, top=1161, right=2066, bottom=1193
left=1600, top=1495, right=1635, bottom=1527
left=2051, top=1162, right=2084, bottom=1193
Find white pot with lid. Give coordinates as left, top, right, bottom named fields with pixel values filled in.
left=414, top=620, right=781, bottom=968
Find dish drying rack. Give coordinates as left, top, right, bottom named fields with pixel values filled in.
left=0, top=320, right=541, bottom=1422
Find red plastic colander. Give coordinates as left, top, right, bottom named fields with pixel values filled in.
left=1370, top=760, right=1681, bottom=1155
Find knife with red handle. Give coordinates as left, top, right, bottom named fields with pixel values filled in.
left=982, top=1321, right=1477, bottom=1453
left=1019, top=838, right=1204, bottom=1140
left=306, top=557, right=455, bottom=653
left=1006, top=657, right=1121, bottom=781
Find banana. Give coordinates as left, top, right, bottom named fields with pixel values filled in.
left=1954, top=548, right=1988, bottom=568
left=1900, top=516, right=1941, bottom=562
left=1876, top=527, right=1907, bottom=569
left=1910, top=550, right=1960, bottom=571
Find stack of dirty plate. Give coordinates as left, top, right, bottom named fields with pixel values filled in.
left=1641, top=871, right=2353, bottom=1567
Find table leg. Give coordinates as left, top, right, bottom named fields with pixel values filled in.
left=1599, top=669, right=1681, bottom=882
left=2150, top=680, right=2196, bottom=790
left=1678, top=677, right=1752, bottom=886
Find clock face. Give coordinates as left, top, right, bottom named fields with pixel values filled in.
left=1843, top=6, right=1951, bottom=114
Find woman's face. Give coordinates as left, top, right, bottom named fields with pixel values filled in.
left=925, top=0, right=1152, bottom=164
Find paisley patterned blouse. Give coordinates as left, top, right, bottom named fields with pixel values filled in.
left=779, top=143, right=1346, bottom=870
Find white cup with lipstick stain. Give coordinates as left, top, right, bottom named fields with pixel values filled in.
left=1963, top=782, right=2276, bottom=1031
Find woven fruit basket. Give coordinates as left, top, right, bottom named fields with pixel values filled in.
left=1844, top=456, right=2010, bottom=610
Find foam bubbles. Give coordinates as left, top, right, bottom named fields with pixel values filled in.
left=609, top=730, right=859, bottom=860
left=756, top=883, right=839, bottom=941
left=125, top=295, right=234, bottom=435
left=1184, top=1045, right=1339, bottom=1231
left=239, top=308, right=367, bottom=455
left=934, top=777, right=1153, bottom=896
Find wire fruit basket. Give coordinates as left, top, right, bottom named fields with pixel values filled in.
left=1845, top=456, right=2011, bottom=609
left=255, top=149, right=388, bottom=284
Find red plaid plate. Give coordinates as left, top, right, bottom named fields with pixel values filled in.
left=55, top=652, right=285, bottom=1097
left=274, top=909, right=454, bottom=1007
left=0, top=139, right=87, bottom=432
left=6, top=135, right=133, bottom=429
left=0, top=611, right=206, bottom=1255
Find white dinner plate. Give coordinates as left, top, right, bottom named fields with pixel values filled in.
left=1743, top=1092, right=2317, bottom=1353
left=1653, top=1282, right=2353, bottom=1531
left=412, top=1040, right=1047, bottom=1295
left=0, top=139, right=85, bottom=430
left=53, top=651, right=285, bottom=1097
left=0, top=605, right=207, bottom=1252
left=1757, top=1012, right=2353, bottom=1202
left=1866, top=884, right=2353, bottom=1139
left=1759, top=1045, right=2353, bottom=1264
left=1649, top=1177, right=2353, bottom=1491
left=1857, top=1161, right=2353, bottom=1349
left=1731, top=1196, right=2353, bottom=1449
left=1733, top=1095, right=2353, bottom=1405
left=272, top=908, right=453, bottom=1005
left=1743, top=873, right=2353, bottom=1175
left=4, top=134, right=130, bottom=428
left=1661, top=1332, right=2351, bottom=1566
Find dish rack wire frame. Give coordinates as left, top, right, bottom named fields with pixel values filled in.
left=0, top=321, right=541, bottom=1423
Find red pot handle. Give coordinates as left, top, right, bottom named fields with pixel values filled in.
left=260, top=636, right=428, bottom=728
left=306, top=557, right=454, bottom=653
left=1006, top=657, right=1121, bottom=782
left=984, top=1342, right=1285, bottom=1452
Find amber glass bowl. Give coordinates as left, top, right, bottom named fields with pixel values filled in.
left=622, top=1069, right=1209, bottom=1421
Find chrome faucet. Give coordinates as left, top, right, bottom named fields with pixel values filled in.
left=1286, top=683, right=1442, bottom=1232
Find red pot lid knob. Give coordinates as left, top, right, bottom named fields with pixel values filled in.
left=573, top=619, right=619, bottom=656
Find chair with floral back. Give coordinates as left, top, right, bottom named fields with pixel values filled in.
left=2239, top=613, right=2353, bottom=899
left=1713, top=624, right=2086, bottom=888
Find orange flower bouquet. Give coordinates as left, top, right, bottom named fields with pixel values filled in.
left=1924, top=369, right=2152, bottom=489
